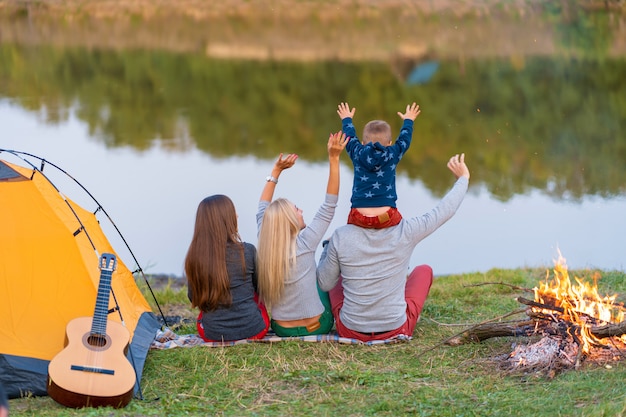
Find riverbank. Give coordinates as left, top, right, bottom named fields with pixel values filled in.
left=143, top=273, right=186, bottom=291
left=1, top=0, right=625, bottom=60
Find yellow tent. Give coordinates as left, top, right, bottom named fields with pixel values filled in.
left=0, top=156, right=160, bottom=399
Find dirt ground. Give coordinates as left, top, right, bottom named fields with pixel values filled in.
left=1, top=0, right=623, bottom=17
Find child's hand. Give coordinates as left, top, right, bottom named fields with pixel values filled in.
left=328, top=131, right=349, bottom=158
left=398, top=102, right=421, bottom=121
left=337, top=102, right=355, bottom=120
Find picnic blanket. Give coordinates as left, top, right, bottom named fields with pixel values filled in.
left=150, top=327, right=412, bottom=349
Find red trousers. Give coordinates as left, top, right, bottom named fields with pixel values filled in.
left=328, top=265, right=433, bottom=342
left=347, top=207, right=402, bottom=229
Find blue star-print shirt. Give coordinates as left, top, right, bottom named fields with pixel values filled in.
left=342, top=117, right=414, bottom=208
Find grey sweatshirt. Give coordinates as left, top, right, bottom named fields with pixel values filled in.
left=257, top=194, right=338, bottom=321
left=317, top=177, right=469, bottom=333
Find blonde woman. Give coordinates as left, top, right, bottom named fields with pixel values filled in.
left=256, top=131, right=348, bottom=336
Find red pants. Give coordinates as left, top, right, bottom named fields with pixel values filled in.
left=328, top=265, right=433, bottom=342
left=347, top=207, right=402, bottom=229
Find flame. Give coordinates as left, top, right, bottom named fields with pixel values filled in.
left=533, top=252, right=624, bottom=353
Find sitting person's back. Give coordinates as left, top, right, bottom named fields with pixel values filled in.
left=256, top=132, right=348, bottom=337
left=317, top=154, right=470, bottom=341
left=185, top=194, right=270, bottom=342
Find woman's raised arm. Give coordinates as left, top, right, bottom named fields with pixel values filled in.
left=326, top=131, right=348, bottom=196
left=259, top=153, right=298, bottom=203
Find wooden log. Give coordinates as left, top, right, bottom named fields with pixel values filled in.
left=448, top=320, right=537, bottom=344
left=591, top=321, right=626, bottom=338
left=517, top=297, right=564, bottom=313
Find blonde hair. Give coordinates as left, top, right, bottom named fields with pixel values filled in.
left=257, top=198, right=299, bottom=308
left=363, top=120, right=392, bottom=145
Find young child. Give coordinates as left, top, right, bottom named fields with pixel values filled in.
left=337, top=101, right=421, bottom=228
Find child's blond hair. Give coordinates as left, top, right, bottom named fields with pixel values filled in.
left=363, top=120, right=392, bottom=145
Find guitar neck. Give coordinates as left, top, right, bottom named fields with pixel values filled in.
left=91, top=254, right=117, bottom=337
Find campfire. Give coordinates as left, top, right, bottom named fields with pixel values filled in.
left=446, top=253, right=626, bottom=375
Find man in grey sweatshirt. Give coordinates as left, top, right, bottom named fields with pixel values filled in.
left=317, top=154, right=470, bottom=342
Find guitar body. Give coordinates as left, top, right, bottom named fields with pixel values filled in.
left=48, top=316, right=136, bottom=408
left=47, top=252, right=135, bottom=408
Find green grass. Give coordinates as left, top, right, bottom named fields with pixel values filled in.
left=10, top=267, right=626, bottom=416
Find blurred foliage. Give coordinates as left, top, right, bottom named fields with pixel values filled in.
left=543, top=1, right=615, bottom=57
left=0, top=44, right=624, bottom=201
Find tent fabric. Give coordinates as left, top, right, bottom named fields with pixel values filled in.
left=0, top=159, right=160, bottom=399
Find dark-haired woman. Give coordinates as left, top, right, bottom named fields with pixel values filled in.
left=185, top=194, right=270, bottom=341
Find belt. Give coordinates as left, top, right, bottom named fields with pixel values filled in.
left=355, top=330, right=391, bottom=336
left=306, top=321, right=321, bottom=332
left=272, top=318, right=321, bottom=332
left=377, top=212, right=390, bottom=223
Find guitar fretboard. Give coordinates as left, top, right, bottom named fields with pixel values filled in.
left=90, top=253, right=116, bottom=337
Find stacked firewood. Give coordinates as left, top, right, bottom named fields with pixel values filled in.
left=443, top=294, right=626, bottom=374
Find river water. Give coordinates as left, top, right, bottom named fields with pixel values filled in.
left=2, top=98, right=624, bottom=277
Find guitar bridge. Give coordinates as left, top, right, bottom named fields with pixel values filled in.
left=70, top=364, right=115, bottom=375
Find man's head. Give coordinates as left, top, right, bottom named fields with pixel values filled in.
left=363, top=120, right=392, bottom=145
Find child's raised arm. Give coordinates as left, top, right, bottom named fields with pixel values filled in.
left=397, top=102, right=421, bottom=121
left=337, top=102, right=355, bottom=120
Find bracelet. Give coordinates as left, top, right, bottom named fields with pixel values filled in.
left=265, top=175, right=278, bottom=184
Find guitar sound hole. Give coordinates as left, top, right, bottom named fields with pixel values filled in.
left=87, top=334, right=108, bottom=348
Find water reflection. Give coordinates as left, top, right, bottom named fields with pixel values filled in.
left=0, top=45, right=624, bottom=202
left=2, top=102, right=625, bottom=276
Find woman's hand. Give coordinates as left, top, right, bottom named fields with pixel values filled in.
left=261, top=153, right=298, bottom=202
left=447, top=153, right=470, bottom=179
left=273, top=153, right=298, bottom=174
left=328, top=131, right=349, bottom=159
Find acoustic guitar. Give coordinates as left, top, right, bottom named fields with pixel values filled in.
left=47, top=253, right=136, bottom=408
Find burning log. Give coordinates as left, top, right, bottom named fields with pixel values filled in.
left=517, top=296, right=564, bottom=314
left=590, top=321, right=626, bottom=338
left=518, top=296, right=626, bottom=339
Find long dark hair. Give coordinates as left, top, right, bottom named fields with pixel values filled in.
left=184, top=194, right=243, bottom=311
